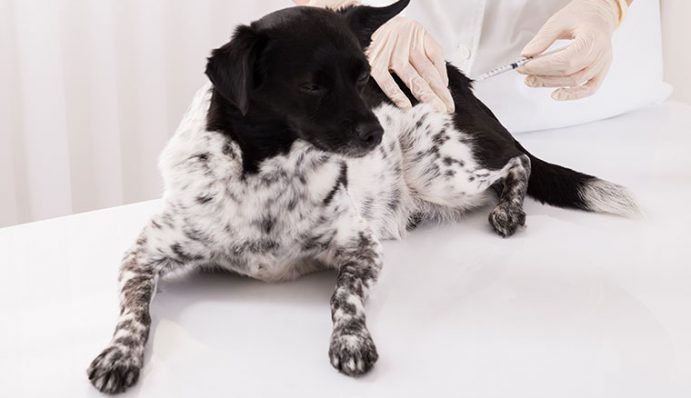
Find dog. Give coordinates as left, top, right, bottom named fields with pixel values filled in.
left=87, top=0, right=637, bottom=393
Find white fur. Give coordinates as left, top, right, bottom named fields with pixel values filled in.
left=580, top=179, right=640, bottom=217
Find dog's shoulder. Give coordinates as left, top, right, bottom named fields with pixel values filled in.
left=158, top=83, right=243, bottom=199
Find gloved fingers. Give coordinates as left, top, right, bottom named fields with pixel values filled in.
left=517, top=34, right=596, bottom=77
left=423, top=33, right=449, bottom=86
left=520, top=18, right=569, bottom=58
left=524, top=68, right=591, bottom=88
left=551, top=74, right=602, bottom=101
left=394, top=63, right=447, bottom=112
left=371, top=67, right=412, bottom=110
left=425, top=74, right=455, bottom=113
left=524, top=48, right=608, bottom=88
left=552, top=51, right=611, bottom=101
left=410, top=52, right=454, bottom=112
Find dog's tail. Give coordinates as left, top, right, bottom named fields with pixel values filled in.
left=516, top=142, right=640, bottom=217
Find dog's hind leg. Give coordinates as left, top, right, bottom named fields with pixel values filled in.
left=384, top=104, right=532, bottom=234
left=87, top=213, right=210, bottom=394
left=488, top=154, right=531, bottom=237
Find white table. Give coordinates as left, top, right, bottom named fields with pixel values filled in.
left=2, top=101, right=690, bottom=398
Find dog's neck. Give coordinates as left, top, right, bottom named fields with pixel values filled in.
left=207, top=89, right=298, bottom=174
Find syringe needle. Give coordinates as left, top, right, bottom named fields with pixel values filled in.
left=473, top=47, right=565, bottom=82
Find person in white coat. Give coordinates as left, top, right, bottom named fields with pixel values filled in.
left=295, top=0, right=634, bottom=124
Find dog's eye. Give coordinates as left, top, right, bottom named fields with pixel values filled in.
left=357, top=72, right=370, bottom=85
left=299, top=82, right=325, bottom=95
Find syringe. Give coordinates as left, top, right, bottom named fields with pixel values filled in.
left=473, top=48, right=564, bottom=82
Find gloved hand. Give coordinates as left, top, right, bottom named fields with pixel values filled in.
left=293, top=0, right=454, bottom=113
left=517, top=0, right=626, bottom=101
left=367, top=16, right=454, bottom=112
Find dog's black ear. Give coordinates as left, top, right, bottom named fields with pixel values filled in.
left=343, top=0, right=410, bottom=47
left=205, top=25, right=265, bottom=116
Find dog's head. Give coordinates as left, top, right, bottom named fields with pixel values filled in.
left=205, top=0, right=409, bottom=157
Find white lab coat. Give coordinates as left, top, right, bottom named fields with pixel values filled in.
left=404, top=0, right=569, bottom=77
left=370, top=0, right=670, bottom=133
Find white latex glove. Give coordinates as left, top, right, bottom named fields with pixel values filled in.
left=294, top=1, right=453, bottom=112
left=517, top=0, right=624, bottom=101
left=367, top=17, right=454, bottom=112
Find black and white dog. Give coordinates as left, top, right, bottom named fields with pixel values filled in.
left=87, top=0, right=637, bottom=393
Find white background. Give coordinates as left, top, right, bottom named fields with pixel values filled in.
left=661, top=0, right=691, bottom=105
left=0, top=0, right=688, bottom=228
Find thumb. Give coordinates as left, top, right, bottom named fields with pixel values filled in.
left=521, top=21, right=562, bottom=58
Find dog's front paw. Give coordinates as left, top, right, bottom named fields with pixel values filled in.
left=87, top=345, right=142, bottom=394
left=329, top=324, right=378, bottom=376
left=489, top=202, right=526, bottom=238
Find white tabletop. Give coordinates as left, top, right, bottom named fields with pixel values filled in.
left=2, top=102, right=691, bottom=398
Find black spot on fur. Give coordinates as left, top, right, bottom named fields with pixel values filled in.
left=196, top=194, right=214, bottom=204
left=300, top=229, right=337, bottom=252
left=170, top=243, right=203, bottom=262
left=197, top=153, right=209, bottom=161
left=183, top=227, right=207, bottom=242
left=261, top=216, right=275, bottom=233
left=431, top=131, right=449, bottom=145
left=287, top=195, right=299, bottom=211
left=160, top=213, right=175, bottom=229
left=415, top=114, right=426, bottom=129
left=387, top=187, right=401, bottom=211
left=442, top=156, right=465, bottom=168
left=323, top=163, right=348, bottom=206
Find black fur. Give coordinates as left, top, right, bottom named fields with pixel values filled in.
left=205, top=0, right=615, bottom=209
left=205, top=5, right=393, bottom=173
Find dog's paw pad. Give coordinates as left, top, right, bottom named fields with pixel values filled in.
left=329, top=329, right=378, bottom=376
left=87, top=345, right=141, bottom=394
left=489, top=204, right=526, bottom=238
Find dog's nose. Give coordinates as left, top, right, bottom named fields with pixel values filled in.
left=355, top=122, right=384, bottom=146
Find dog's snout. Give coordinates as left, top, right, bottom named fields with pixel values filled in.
left=355, top=122, right=384, bottom=146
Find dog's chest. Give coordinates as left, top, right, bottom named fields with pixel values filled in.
left=161, top=125, right=357, bottom=279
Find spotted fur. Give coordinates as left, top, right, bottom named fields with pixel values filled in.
left=87, top=1, right=636, bottom=393
left=87, top=82, right=532, bottom=392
